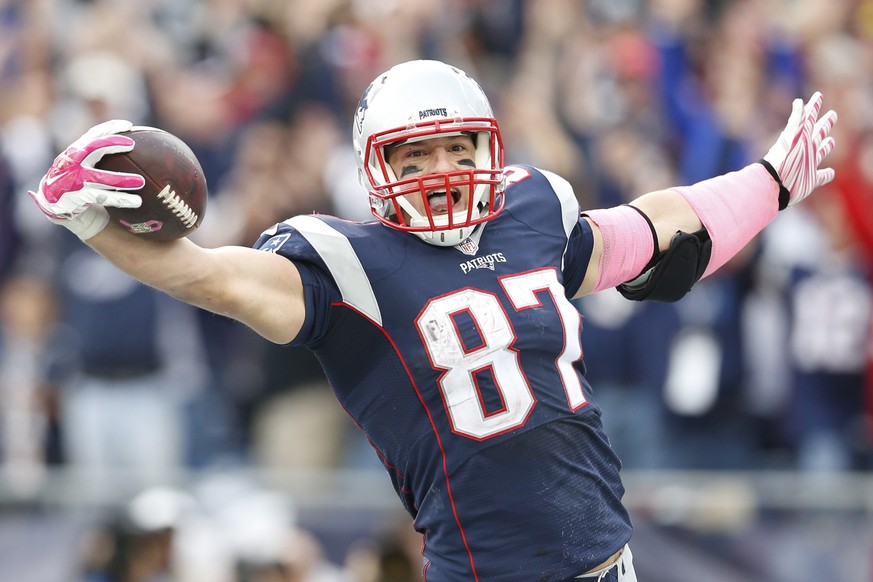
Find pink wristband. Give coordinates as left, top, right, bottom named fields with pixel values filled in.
left=673, top=163, right=779, bottom=278
left=583, top=205, right=656, bottom=293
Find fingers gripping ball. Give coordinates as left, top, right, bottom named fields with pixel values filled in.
left=97, top=128, right=207, bottom=241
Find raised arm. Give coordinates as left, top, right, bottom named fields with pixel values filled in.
left=576, top=92, right=837, bottom=300
left=28, top=120, right=306, bottom=344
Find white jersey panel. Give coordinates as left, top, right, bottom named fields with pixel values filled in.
left=286, top=215, right=383, bottom=326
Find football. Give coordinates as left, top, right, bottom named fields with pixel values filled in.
left=97, top=127, right=207, bottom=241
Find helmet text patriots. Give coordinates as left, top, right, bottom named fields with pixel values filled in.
left=419, top=108, right=448, bottom=119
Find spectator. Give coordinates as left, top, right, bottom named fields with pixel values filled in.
left=0, top=273, right=67, bottom=495
left=54, top=244, right=207, bottom=496
left=0, top=148, right=19, bottom=283
left=762, top=193, right=873, bottom=472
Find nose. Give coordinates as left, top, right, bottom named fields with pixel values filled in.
left=428, top=147, right=456, bottom=173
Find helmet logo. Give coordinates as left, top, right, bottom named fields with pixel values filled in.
left=355, top=83, right=373, bottom=135
left=419, top=108, right=448, bottom=120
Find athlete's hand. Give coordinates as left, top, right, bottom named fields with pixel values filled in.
left=761, top=92, right=837, bottom=210
left=28, top=119, right=145, bottom=240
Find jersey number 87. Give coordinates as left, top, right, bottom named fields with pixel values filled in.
left=416, top=268, right=586, bottom=440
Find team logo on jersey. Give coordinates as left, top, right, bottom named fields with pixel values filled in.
left=456, top=236, right=479, bottom=256
left=260, top=233, right=290, bottom=253
left=459, top=252, right=507, bottom=274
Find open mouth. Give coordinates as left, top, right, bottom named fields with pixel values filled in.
left=427, top=189, right=462, bottom=213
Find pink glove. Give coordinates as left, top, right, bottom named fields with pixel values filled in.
left=28, top=119, right=145, bottom=239
left=761, top=92, right=838, bottom=210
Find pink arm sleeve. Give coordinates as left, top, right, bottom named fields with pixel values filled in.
left=583, top=163, right=779, bottom=294
left=583, top=205, right=656, bottom=293
left=673, top=163, right=779, bottom=278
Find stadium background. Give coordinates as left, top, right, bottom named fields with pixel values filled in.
left=0, top=0, right=871, bottom=580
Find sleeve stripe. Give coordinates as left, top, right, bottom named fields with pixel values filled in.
left=286, top=216, right=383, bottom=326
left=538, top=168, right=580, bottom=271
left=538, top=169, right=580, bottom=239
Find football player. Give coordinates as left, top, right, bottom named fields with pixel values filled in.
left=28, top=60, right=836, bottom=580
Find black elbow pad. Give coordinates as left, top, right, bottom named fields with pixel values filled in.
left=617, top=228, right=712, bottom=302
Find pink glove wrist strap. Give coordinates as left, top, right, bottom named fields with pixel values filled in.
left=673, top=163, right=779, bottom=278
left=62, top=205, right=110, bottom=240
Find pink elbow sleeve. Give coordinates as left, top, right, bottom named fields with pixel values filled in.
left=583, top=205, right=656, bottom=293
left=673, top=163, right=780, bottom=278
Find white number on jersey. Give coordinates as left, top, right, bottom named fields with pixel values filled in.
left=416, top=268, right=586, bottom=440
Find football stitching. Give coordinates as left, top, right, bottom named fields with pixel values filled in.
left=157, top=185, right=198, bottom=228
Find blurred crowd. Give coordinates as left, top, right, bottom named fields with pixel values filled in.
left=0, top=0, right=872, bottom=580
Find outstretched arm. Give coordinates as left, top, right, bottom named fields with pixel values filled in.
left=576, top=92, right=837, bottom=299
left=85, top=226, right=306, bottom=344
left=28, top=120, right=306, bottom=344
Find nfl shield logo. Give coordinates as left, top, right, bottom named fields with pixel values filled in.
left=456, top=237, right=479, bottom=256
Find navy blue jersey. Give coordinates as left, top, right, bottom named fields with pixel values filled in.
left=254, top=165, right=632, bottom=580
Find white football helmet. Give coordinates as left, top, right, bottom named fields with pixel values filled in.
left=353, top=60, right=505, bottom=246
